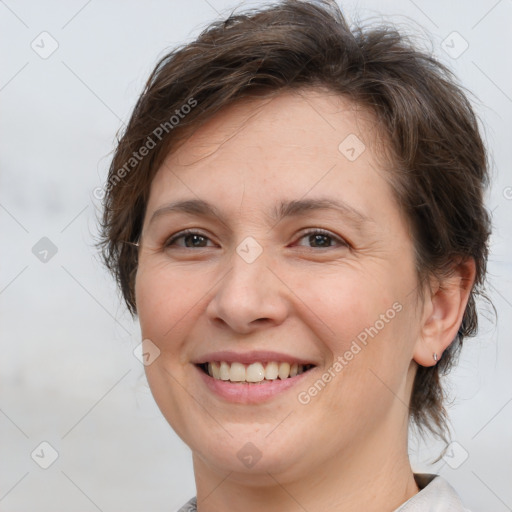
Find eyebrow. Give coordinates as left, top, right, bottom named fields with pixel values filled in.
left=149, top=197, right=373, bottom=230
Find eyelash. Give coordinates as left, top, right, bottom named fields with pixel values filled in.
left=164, top=228, right=349, bottom=250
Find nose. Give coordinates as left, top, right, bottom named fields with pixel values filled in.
left=205, top=246, right=289, bottom=334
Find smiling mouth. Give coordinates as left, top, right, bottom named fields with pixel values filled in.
left=197, top=361, right=315, bottom=383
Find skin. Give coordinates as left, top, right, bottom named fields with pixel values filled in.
left=135, top=88, right=475, bottom=512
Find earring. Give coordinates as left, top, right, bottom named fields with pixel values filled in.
left=433, top=353, right=438, bottom=362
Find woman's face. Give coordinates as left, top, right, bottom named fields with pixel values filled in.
left=135, top=89, right=424, bottom=482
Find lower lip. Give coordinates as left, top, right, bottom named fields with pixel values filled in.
left=195, top=365, right=315, bottom=404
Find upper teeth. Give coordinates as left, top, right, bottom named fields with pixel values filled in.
left=206, top=361, right=311, bottom=382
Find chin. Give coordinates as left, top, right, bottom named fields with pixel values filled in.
left=191, top=430, right=308, bottom=479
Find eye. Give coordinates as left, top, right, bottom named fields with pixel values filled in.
left=294, top=228, right=348, bottom=249
left=164, top=229, right=216, bottom=248
left=163, top=228, right=348, bottom=250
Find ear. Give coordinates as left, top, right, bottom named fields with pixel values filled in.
left=413, top=258, right=476, bottom=367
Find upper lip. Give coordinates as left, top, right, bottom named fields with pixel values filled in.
left=192, top=350, right=318, bottom=366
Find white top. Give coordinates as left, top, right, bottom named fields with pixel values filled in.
left=176, top=474, right=470, bottom=511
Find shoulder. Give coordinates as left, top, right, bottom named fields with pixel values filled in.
left=395, top=474, right=471, bottom=511
left=176, top=496, right=197, bottom=512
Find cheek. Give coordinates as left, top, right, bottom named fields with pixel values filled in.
left=135, top=263, right=165, bottom=338
left=290, top=264, right=401, bottom=354
left=294, top=265, right=414, bottom=406
left=135, top=259, right=198, bottom=342
left=134, top=261, right=199, bottom=437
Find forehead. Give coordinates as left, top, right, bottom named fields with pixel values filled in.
left=146, top=88, right=399, bottom=229
left=163, top=88, right=382, bottom=168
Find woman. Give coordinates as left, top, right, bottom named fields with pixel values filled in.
left=99, top=1, right=491, bottom=510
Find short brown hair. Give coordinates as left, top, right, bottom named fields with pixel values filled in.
left=99, top=0, right=492, bottom=440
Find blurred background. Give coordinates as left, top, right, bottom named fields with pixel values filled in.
left=1, top=0, right=511, bottom=510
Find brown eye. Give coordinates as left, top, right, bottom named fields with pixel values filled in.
left=165, top=230, right=214, bottom=248
left=295, top=229, right=348, bottom=249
